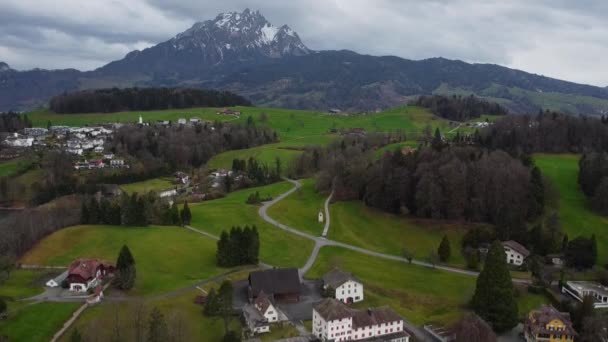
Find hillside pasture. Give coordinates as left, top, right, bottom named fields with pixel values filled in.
left=20, top=225, right=226, bottom=295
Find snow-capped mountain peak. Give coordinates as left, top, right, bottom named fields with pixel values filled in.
left=170, top=9, right=310, bottom=63
left=0, top=62, right=12, bottom=72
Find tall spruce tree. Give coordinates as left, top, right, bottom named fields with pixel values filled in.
left=471, top=240, right=518, bottom=332
left=170, top=202, right=180, bottom=225
left=216, top=231, right=231, bottom=267
left=528, top=166, right=545, bottom=218
left=115, top=245, right=136, bottom=290
left=180, top=201, right=192, bottom=226
left=438, top=235, right=451, bottom=262
left=218, top=281, right=234, bottom=334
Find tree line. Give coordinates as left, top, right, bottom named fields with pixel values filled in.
left=81, top=193, right=192, bottom=227
left=0, top=112, right=32, bottom=133
left=480, top=111, right=608, bottom=153
left=49, top=87, right=252, bottom=114
left=292, top=140, right=543, bottom=241
left=216, top=226, right=260, bottom=267
left=578, top=152, right=608, bottom=215
left=411, top=95, right=508, bottom=121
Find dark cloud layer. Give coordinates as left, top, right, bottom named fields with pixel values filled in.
left=0, top=0, right=606, bottom=86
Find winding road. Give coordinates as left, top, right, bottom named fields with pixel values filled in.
left=258, top=178, right=531, bottom=284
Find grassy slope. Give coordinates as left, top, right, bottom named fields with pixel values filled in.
left=20, top=225, right=225, bottom=296
left=0, top=269, right=61, bottom=299
left=267, top=178, right=327, bottom=236
left=206, top=143, right=303, bottom=172
left=0, top=302, right=80, bottom=342
left=189, top=181, right=315, bottom=268
left=535, top=154, right=608, bottom=264
left=329, top=201, right=469, bottom=266
left=0, top=158, right=24, bottom=178
left=119, top=177, right=176, bottom=194
left=306, top=246, right=475, bottom=325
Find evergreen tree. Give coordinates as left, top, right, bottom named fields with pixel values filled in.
left=70, top=328, right=83, bottom=342
left=528, top=166, right=545, bottom=218
left=218, top=281, right=234, bottom=334
left=170, top=202, right=180, bottom=225
left=592, top=178, right=608, bottom=215
left=438, top=235, right=451, bottom=262
left=180, top=201, right=192, bottom=226
left=562, top=234, right=569, bottom=252
left=115, top=245, right=136, bottom=290
left=147, top=307, right=168, bottom=342
left=216, top=231, right=231, bottom=267
left=203, top=288, right=220, bottom=316
left=471, top=240, right=518, bottom=332
left=432, top=128, right=443, bottom=150
left=80, top=200, right=90, bottom=224
left=249, top=226, right=260, bottom=264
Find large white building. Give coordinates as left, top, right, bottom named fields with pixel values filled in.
left=502, top=240, right=530, bottom=266
left=313, top=298, right=410, bottom=342
left=322, top=268, right=364, bottom=304
left=562, top=281, right=608, bottom=309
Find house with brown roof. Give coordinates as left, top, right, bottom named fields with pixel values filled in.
left=502, top=240, right=530, bottom=266
left=322, top=268, right=364, bottom=304
left=66, top=259, right=114, bottom=293
left=242, top=290, right=288, bottom=335
left=248, top=268, right=301, bottom=303
left=524, top=305, right=577, bottom=342
left=312, top=298, right=410, bottom=342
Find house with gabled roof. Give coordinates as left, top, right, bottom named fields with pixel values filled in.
left=502, top=240, right=530, bottom=266
left=66, top=259, right=114, bottom=293
left=248, top=268, right=301, bottom=303
left=524, top=305, right=577, bottom=342
left=312, top=298, right=410, bottom=342
left=242, top=290, right=288, bottom=335
left=322, top=268, right=364, bottom=304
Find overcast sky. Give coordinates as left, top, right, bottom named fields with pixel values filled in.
left=1, top=0, right=607, bottom=86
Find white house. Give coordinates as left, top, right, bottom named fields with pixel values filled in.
left=93, top=146, right=104, bottom=153
left=313, top=298, right=410, bottom=342
left=4, top=133, right=33, bottom=147
left=502, top=240, right=530, bottom=266
left=242, top=291, right=287, bottom=335
left=562, top=281, right=608, bottom=309
left=177, top=118, right=187, bottom=125
left=66, top=259, right=114, bottom=293
left=159, top=189, right=178, bottom=198
left=322, top=268, right=364, bottom=304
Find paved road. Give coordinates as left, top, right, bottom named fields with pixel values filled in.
left=258, top=178, right=532, bottom=284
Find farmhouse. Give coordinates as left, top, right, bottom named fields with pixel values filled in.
left=66, top=259, right=114, bottom=293
left=322, top=268, right=364, bottom=304
left=248, top=268, right=301, bottom=303
left=312, top=298, right=410, bottom=342
left=502, top=240, right=530, bottom=266
left=174, top=171, right=190, bottom=184
left=524, top=305, right=577, bottom=342
left=562, top=281, right=608, bottom=309
left=242, top=290, right=288, bottom=335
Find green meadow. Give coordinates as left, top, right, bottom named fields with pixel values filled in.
left=20, top=225, right=225, bottom=296
left=535, top=154, right=608, bottom=264
left=189, top=181, right=315, bottom=268
left=119, top=177, right=176, bottom=194
left=0, top=302, right=80, bottom=342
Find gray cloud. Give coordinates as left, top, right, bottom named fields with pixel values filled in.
left=0, top=0, right=606, bottom=86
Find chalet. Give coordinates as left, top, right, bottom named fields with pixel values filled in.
left=562, top=281, right=608, bottom=309
left=242, top=291, right=287, bottom=335
left=66, top=259, right=114, bottom=293
left=524, top=305, right=577, bottom=342
left=322, top=268, right=364, bottom=304
left=248, top=268, right=301, bottom=303
left=502, top=240, right=530, bottom=266
left=312, top=298, right=410, bottom=342
left=174, top=171, right=190, bottom=184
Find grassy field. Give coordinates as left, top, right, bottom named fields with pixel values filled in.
left=0, top=158, right=29, bottom=178
left=0, top=302, right=80, bottom=342
left=189, top=181, right=315, bottom=268
left=267, top=178, right=328, bottom=236
left=119, top=177, right=176, bottom=194
left=0, top=269, right=61, bottom=300
left=306, top=246, right=476, bottom=325
left=535, top=154, right=608, bottom=264
left=207, top=144, right=304, bottom=172
left=328, top=201, right=470, bottom=267
left=20, top=225, right=227, bottom=296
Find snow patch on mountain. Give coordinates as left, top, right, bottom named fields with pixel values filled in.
left=261, top=23, right=279, bottom=44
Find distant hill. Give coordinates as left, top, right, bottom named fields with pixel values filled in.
left=1, top=9, right=608, bottom=115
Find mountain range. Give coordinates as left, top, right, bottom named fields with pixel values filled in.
left=2, top=9, right=608, bottom=115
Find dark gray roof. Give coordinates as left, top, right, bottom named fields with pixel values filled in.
left=249, top=268, right=300, bottom=297
left=322, top=268, right=360, bottom=288
left=502, top=240, right=530, bottom=257
left=313, top=298, right=353, bottom=321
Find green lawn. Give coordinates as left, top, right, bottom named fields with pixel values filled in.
left=20, top=225, right=226, bottom=296
left=0, top=269, right=60, bottom=300
left=0, top=158, right=28, bottom=178
left=259, top=323, right=300, bottom=341
left=189, top=182, right=315, bottom=268
left=0, top=302, right=80, bottom=342
left=535, top=154, right=608, bottom=264
left=119, top=177, right=176, bottom=194
left=328, top=201, right=470, bottom=267
left=207, top=144, right=304, bottom=173
left=515, top=286, right=550, bottom=319
left=267, top=178, right=328, bottom=236
left=306, top=246, right=476, bottom=325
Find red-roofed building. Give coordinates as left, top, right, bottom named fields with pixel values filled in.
left=67, top=259, right=114, bottom=293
